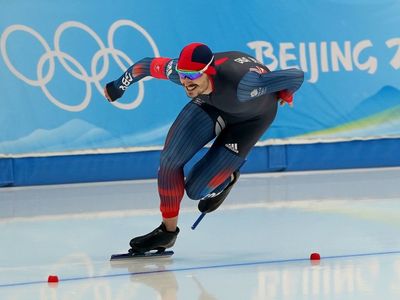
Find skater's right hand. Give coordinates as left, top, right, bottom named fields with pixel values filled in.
left=104, top=81, right=124, bottom=102
left=278, top=90, right=294, bottom=107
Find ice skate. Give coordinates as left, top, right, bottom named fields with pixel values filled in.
left=198, top=171, right=240, bottom=213
left=130, top=223, right=179, bottom=253
left=110, top=223, right=179, bottom=260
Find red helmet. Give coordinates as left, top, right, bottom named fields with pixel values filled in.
left=177, top=42, right=216, bottom=75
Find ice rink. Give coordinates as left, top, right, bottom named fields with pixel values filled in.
left=1, top=167, right=400, bottom=300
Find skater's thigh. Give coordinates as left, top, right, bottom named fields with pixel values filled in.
left=161, top=101, right=222, bottom=165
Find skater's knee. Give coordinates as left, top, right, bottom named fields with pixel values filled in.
left=185, top=179, right=209, bottom=200
left=185, top=186, right=206, bottom=200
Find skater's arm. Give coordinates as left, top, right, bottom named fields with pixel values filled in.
left=104, top=57, right=182, bottom=102
left=237, top=68, right=304, bottom=105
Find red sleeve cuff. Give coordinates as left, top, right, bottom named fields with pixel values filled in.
left=278, top=90, right=293, bottom=104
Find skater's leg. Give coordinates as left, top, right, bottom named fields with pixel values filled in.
left=158, top=102, right=221, bottom=223
left=186, top=107, right=277, bottom=212
left=130, top=102, right=223, bottom=252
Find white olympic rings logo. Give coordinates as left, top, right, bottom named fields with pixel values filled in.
left=0, top=20, right=159, bottom=112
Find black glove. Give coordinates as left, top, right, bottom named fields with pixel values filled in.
left=105, top=81, right=124, bottom=102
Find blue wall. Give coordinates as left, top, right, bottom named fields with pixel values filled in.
left=1, top=138, right=399, bottom=187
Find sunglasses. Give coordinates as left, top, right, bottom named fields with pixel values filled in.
left=176, top=56, right=214, bottom=80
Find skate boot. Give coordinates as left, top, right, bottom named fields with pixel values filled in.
left=198, top=171, right=240, bottom=213
left=129, top=223, right=179, bottom=254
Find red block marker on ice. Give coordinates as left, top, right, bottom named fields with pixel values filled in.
left=47, top=275, right=59, bottom=283
left=310, top=252, right=321, bottom=260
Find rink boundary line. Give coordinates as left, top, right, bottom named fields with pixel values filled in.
left=1, top=250, right=400, bottom=288
left=0, top=198, right=388, bottom=224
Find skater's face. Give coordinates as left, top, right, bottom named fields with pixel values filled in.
left=176, top=55, right=214, bottom=98
left=180, top=74, right=212, bottom=98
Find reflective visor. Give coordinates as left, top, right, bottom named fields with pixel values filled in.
left=176, top=70, right=204, bottom=80
left=176, top=56, right=214, bottom=80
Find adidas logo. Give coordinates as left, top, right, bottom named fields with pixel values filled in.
left=225, top=143, right=239, bottom=153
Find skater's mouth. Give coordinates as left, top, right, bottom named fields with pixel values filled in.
left=185, top=84, right=198, bottom=92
